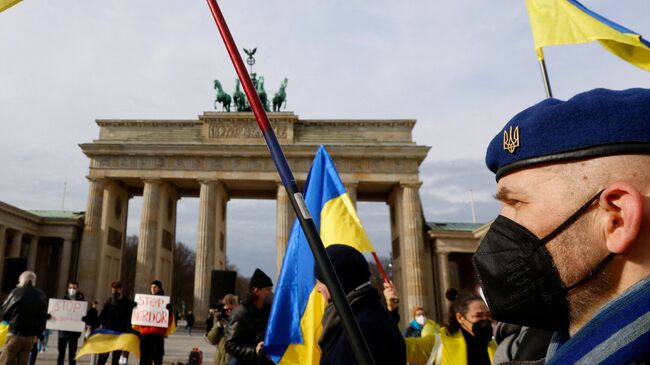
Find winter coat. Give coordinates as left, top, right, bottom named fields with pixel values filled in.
left=207, top=322, right=231, bottom=365
left=98, top=296, right=134, bottom=333
left=0, top=283, right=47, bottom=337
left=224, top=298, right=274, bottom=365
left=318, top=285, right=406, bottom=365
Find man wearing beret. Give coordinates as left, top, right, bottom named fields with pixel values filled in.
left=473, top=88, right=650, bottom=364
left=225, top=268, right=274, bottom=365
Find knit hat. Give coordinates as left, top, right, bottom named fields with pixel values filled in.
left=151, top=280, right=163, bottom=291
left=249, top=268, right=273, bottom=289
left=315, top=244, right=370, bottom=294
left=485, top=88, right=650, bottom=181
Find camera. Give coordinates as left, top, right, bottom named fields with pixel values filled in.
left=214, top=303, right=229, bottom=321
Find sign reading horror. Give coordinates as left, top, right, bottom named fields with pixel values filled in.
left=131, top=294, right=170, bottom=328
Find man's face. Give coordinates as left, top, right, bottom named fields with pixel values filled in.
left=223, top=304, right=234, bottom=315
left=254, top=286, right=273, bottom=301
left=495, top=166, right=612, bottom=320
left=68, top=283, right=78, bottom=291
left=151, top=284, right=161, bottom=295
left=111, top=287, right=122, bottom=296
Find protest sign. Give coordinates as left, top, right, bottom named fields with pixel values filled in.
left=132, top=294, right=170, bottom=328
left=46, top=299, right=87, bottom=332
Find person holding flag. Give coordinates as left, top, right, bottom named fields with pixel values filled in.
left=264, top=145, right=405, bottom=365
left=315, top=244, right=405, bottom=364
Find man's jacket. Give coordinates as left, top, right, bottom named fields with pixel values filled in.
left=0, top=283, right=47, bottom=336
left=224, top=298, right=274, bottom=365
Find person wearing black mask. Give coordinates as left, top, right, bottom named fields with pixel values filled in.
left=97, top=281, right=134, bottom=365
left=473, top=88, right=650, bottom=363
left=404, top=290, right=495, bottom=364
left=224, top=268, right=274, bottom=365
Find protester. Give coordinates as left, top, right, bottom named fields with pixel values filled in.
left=225, top=268, right=274, bottom=365
left=83, top=300, right=101, bottom=365
left=57, top=281, right=85, bottom=365
left=185, top=309, right=195, bottom=336
left=0, top=271, right=48, bottom=365
left=315, top=244, right=405, bottom=365
left=473, top=88, right=650, bottom=363
left=205, top=308, right=215, bottom=334
left=137, top=280, right=173, bottom=365
left=97, top=281, right=134, bottom=365
left=404, top=306, right=430, bottom=338
left=207, top=294, right=238, bottom=365
left=404, top=290, right=496, bottom=364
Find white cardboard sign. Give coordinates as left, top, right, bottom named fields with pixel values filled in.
left=46, top=299, right=87, bottom=333
left=131, top=294, right=170, bottom=328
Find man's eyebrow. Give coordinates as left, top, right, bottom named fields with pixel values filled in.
left=493, top=187, right=513, bottom=202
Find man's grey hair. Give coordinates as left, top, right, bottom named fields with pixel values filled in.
left=17, top=271, right=36, bottom=287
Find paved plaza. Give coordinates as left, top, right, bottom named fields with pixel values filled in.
left=20, top=321, right=217, bottom=365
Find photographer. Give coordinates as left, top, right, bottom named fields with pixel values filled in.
left=207, top=294, right=238, bottom=365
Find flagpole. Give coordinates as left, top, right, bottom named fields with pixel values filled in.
left=538, top=49, right=553, bottom=98
left=205, top=2, right=375, bottom=364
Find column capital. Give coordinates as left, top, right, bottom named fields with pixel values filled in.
left=343, top=180, right=359, bottom=188
left=399, top=181, right=423, bottom=189
left=198, top=179, right=220, bottom=186
left=86, top=176, right=106, bottom=184
left=142, top=178, right=163, bottom=185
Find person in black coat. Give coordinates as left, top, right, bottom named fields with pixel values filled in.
left=315, top=244, right=406, bottom=365
left=97, top=281, right=134, bottom=365
left=57, top=281, right=85, bottom=365
left=224, top=268, right=275, bottom=365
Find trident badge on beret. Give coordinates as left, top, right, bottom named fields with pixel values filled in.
left=503, top=126, right=520, bottom=154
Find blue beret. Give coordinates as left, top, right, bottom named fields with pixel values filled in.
left=486, top=88, right=650, bottom=181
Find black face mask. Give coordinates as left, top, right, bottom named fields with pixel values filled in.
left=472, top=190, right=614, bottom=332
left=471, top=319, right=493, bottom=342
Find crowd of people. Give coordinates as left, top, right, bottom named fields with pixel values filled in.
left=2, top=87, right=649, bottom=364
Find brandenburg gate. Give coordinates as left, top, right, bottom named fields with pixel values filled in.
left=77, top=112, right=431, bottom=320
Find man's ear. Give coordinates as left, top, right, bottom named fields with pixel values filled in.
left=599, top=182, right=644, bottom=254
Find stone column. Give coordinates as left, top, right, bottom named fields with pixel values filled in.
left=58, top=238, right=73, bottom=296
left=78, top=177, right=105, bottom=302
left=135, top=179, right=161, bottom=294
left=437, top=252, right=451, bottom=322
left=275, top=184, right=294, bottom=277
left=194, top=181, right=217, bottom=320
left=346, top=182, right=358, bottom=208
left=0, top=225, right=6, bottom=286
left=7, top=230, right=23, bottom=257
left=399, top=183, right=429, bottom=314
left=27, top=236, right=38, bottom=270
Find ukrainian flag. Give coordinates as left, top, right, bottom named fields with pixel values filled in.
left=264, top=145, right=375, bottom=365
left=75, top=329, right=140, bottom=359
left=0, top=0, right=21, bottom=12
left=525, top=0, right=650, bottom=71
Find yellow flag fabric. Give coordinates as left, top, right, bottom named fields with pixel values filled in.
left=525, top=0, right=650, bottom=71
left=0, top=0, right=22, bottom=12
left=75, top=331, right=140, bottom=359
left=0, top=322, right=8, bottom=347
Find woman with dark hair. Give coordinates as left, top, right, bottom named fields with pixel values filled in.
left=404, top=289, right=496, bottom=365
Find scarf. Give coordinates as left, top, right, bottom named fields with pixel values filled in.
left=409, top=320, right=423, bottom=331
left=546, top=275, right=650, bottom=365
left=318, top=282, right=375, bottom=348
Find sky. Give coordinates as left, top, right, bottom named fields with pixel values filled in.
left=1, top=0, right=649, bottom=279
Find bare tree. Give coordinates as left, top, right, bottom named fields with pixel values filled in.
left=120, top=235, right=138, bottom=299
left=172, top=242, right=196, bottom=312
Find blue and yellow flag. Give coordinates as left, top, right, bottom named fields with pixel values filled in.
left=264, top=145, right=374, bottom=365
left=525, top=0, right=650, bottom=71
left=75, top=329, right=140, bottom=359
left=0, top=0, right=22, bottom=12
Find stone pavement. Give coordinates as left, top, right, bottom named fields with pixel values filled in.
left=18, top=325, right=217, bottom=365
